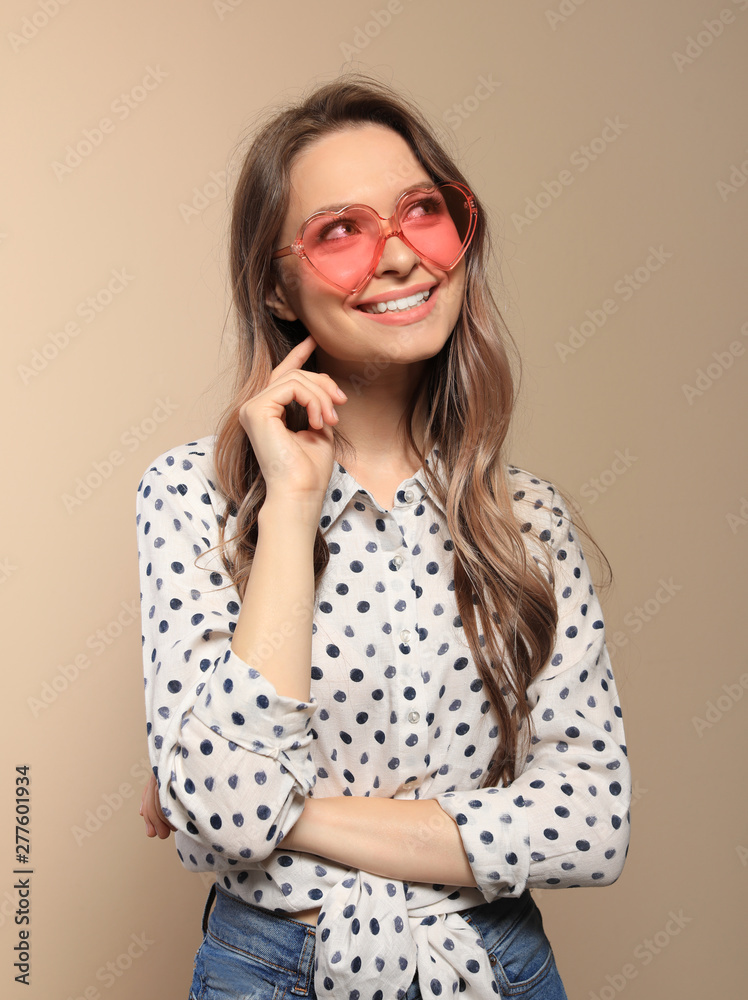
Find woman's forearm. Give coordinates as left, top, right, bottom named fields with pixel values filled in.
left=231, top=500, right=318, bottom=701
left=282, top=796, right=477, bottom=887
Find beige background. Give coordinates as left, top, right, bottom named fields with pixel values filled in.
left=2, top=1, right=746, bottom=998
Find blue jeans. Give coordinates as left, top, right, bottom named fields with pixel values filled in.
left=189, top=882, right=568, bottom=999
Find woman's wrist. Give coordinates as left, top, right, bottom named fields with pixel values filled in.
left=260, top=493, right=324, bottom=534
left=280, top=795, right=320, bottom=853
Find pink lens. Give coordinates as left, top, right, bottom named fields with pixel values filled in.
left=303, top=210, right=382, bottom=295
left=399, top=186, right=467, bottom=269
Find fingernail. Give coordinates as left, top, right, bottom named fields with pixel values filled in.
left=336, top=387, right=347, bottom=399
left=332, top=408, right=338, bottom=419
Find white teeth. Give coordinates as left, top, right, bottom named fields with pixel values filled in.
left=360, top=289, right=431, bottom=314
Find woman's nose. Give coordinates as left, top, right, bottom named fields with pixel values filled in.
left=374, top=230, right=421, bottom=275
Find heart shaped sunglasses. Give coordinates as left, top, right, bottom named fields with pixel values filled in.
left=271, top=181, right=478, bottom=295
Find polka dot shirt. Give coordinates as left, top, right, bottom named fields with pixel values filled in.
left=136, top=435, right=631, bottom=1000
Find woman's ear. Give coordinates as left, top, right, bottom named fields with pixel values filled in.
left=265, top=279, right=299, bottom=322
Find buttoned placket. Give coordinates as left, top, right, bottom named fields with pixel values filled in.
left=317, top=452, right=446, bottom=794
left=376, top=479, right=429, bottom=789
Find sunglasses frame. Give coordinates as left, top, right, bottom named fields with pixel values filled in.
left=271, top=180, right=478, bottom=295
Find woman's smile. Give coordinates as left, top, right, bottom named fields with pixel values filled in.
left=352, top=280, right=439, bottom=325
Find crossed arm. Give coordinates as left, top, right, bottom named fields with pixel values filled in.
left=140, top=776, right=477, bottom=887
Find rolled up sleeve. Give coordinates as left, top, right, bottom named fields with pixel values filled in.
left=136, top=448, right=318, bottom=868
left=437, top=485, right=631, bottom=901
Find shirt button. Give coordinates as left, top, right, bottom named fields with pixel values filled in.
left=400, top=628, right=411, bottom=643
left=393, top=555, right=403, bottom=569
left=403, top=488, right=414, bottom=503
left=407, top=710, right=420, bottom=724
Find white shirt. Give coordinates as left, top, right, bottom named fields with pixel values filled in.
left=136, top=434, right=631, bottom=999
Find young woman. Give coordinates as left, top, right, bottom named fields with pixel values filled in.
left=136, top=75, right=631, bottom=1000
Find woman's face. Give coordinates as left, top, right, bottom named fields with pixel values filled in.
left=267, top=124, right=467, bottom=373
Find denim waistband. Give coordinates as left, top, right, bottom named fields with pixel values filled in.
left=201, top=880, right=535, bottom=964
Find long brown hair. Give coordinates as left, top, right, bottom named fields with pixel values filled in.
left=210, top=72, right=611, bottom=787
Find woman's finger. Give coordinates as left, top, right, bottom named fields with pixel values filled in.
left=265, top=338, right=348, bottom=407
left=266, top=334, right=318, bottom=385
left=274, top=370, right=347, bottom=427
left=141, top=776, right=176, bottom=839
left=142, top=778, right=158, bottom=837
left=241, top=375, right=340, bottom=438
left=150, top=778, right=176, bottom=838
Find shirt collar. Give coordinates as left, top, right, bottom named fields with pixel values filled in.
left=319, top=443, right=446, bottom=533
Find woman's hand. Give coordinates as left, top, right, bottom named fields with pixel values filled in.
left=239, top=334, right=347, bottom=508
left=139, top=774, right=177, bottom=839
